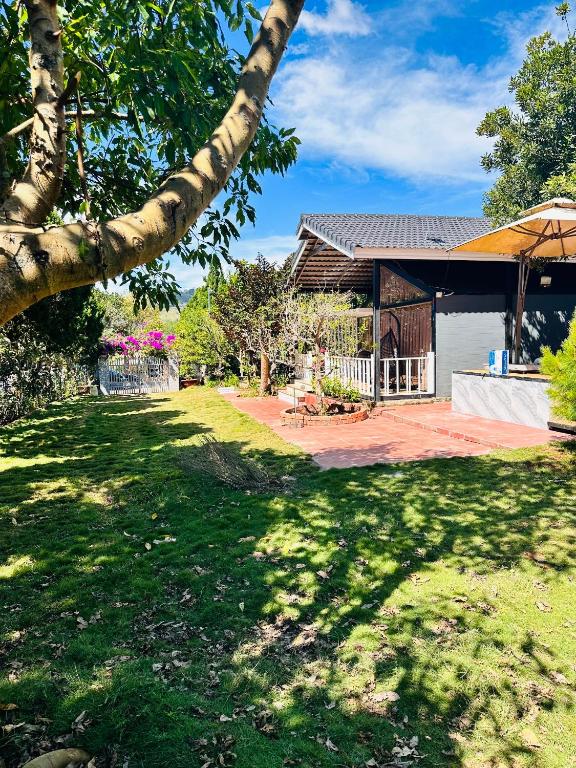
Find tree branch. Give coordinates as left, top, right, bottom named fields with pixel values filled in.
left=0, top=0, right=305, bottom=326
left=0, top=0, right=66, bottom=225
left=0, top=109, right=130, bottom=146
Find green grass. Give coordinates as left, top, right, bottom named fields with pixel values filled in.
left=1, top=388, right=576, bottom=768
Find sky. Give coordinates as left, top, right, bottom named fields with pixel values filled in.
left=168, top=0, right=566, bottom=290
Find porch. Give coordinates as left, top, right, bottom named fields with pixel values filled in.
left=291, top=258, right=438, bottom=401
left=294, top=350, right=435, bottom=399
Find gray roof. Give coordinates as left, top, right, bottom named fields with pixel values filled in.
left=298, top=213, right=491, bottom=258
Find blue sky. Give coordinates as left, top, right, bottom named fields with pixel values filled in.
left=172, top=0, right=565, bottom=289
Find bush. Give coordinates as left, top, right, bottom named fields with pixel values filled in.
left=541, top=310, right=576, bottom=422
left=320, top=376, right=362, bottom=403
left=0, top=328, right=89, bottom=425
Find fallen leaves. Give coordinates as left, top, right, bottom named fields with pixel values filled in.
left=549, top=670, right=569, bottom=685
left=371, top=690, right=400, bottom=703
left=365, top=735, right=423, bottom=767
left=521, top=727, right=542, bottom=749
left=76, top=611, right=102, bottom=631
left=191, top=734, right=236, bottom=767
left=151, top=651, right=191, bottom=683
left=535, top=601, right=552, bottom=612
left=252, top=709, right=278, bottom=738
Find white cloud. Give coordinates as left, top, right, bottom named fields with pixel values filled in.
left=299, top=0, right=372, bottom=37
left=274, top=3, right=563, bottom=185
left=273, top=51, right=498, bottom=183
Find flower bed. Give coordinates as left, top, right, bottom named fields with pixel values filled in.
left=281, top=401, right=368, bottom=427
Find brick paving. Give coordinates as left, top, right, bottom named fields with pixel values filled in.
left=381, top=401, right=571, bottom=449
left=223, top=395, right=572, bottom=469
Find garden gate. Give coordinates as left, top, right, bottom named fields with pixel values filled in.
left=98, top=356, right=179, bottom=395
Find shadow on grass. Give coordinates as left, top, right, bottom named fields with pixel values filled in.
left=1, top=391, right=575, bottom=767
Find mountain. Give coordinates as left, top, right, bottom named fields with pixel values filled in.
left=177, top=288, right=195, bottom=307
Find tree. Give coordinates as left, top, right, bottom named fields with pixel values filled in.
left=214, top=255, right=289, bottom=393
left=175, top=298, right=230, bottom=379
left=0, top=0, right=305, bottom=325
left=4, top=286, right=103, bottom=364
left=284, top=291, right=353, bottom=394
left=477, top=5, right=576, bottom=360
left=94, top=290, right=162, bottom=338
left=478, top=8, right=576, bottom=225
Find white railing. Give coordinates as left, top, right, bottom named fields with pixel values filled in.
left=294, top=351, right=314, bottom=385
left=292, top=351, right=435, bottom=399
left=381, top=352, right=435, bottom=396
left=325, top=354, right=375, bottom=396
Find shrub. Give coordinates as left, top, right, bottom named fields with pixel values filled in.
left=541, top=310, right=576, bottom=422
left=222, top=373, right=240, bottom=387
left=320, top=376, right=362, bottom=403
left=0, top=328, right=88, bottom=425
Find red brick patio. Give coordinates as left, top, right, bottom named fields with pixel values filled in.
left=223, top=394, right=572, bottom=469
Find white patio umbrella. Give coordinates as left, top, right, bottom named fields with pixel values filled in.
left=452, top=198, right=576, bottom=362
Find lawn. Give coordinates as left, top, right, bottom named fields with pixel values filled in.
left=1, top=388, right=575, bottom=768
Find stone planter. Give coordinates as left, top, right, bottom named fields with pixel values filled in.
left=281, top=402, right=368, bottom=427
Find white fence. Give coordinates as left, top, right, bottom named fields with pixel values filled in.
left=293, top=351, right=435, bottom=399
left=381, top=352, right=435, bottom=396
left=294, top=352, right=314, bottom=385
left=326, top=354, right=374, bottom=396
left=98, top=355, right=179, bottom=395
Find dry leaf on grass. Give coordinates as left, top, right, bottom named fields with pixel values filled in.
left=535, top=601, right=552, bottom=612
left=521, top=728, right=542, bottom=749
left=371, top=691, right=400, bottom=703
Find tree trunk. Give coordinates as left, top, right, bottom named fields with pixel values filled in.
left=260, top=351, right=270, bottom=395
left=514, top=254, right=531, bottom=364
left=1, top=0, right=67, bottom=224
left=0, top=0, right=305, bottom=326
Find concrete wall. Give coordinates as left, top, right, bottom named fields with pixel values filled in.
left=452, top=371, right=551, bottom=429
left=435, top=295, right=506, bottom=396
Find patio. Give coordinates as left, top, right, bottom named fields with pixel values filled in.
left=223, top=394, right=572, bottom=469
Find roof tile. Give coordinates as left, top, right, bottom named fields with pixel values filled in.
left=299, top=213, right=491, bottom=257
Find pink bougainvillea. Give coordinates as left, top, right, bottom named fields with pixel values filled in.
left=101, top=330, right=176, bottom=356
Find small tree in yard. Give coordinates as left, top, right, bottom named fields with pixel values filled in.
left=214, top=255, right=289, bottom=394
left=175, top=299, right=230, bottom=380
left=541, top=309, right=576, bottom=421
left=284, top=291, right=354, bottom=394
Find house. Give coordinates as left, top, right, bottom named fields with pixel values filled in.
left=290, top=213, right=576, bottom=399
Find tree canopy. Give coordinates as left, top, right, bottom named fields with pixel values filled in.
left=213, top=254, right=290, bottom=391
left=0, top=0, right=304, bottom=325
left=478, top=6, right=576, bottom=224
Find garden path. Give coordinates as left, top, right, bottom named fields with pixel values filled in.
left=223, top=395, right=572, bottom=469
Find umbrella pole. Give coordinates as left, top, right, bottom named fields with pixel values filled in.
left=513, top=253, right=530, bottom=364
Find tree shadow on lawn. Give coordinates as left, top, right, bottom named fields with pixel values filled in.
left=1, top=393, right=575, bottom=768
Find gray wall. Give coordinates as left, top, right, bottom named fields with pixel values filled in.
left=519, top=295, right=576, bottom=362
left=435, top=295, right=506, bottom=396
left=434, top=294, right=576, bottom=396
